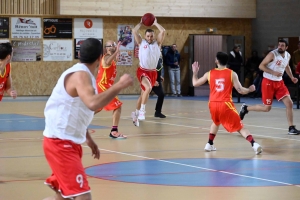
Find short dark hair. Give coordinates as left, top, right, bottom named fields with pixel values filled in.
left=145, top=29, right=154, bottom=34
left=79, top=38, right=103, bottom=64
left=278, top=39, right=288, bottom=46
left=216, top=52, right=229, bottom=66
left=0, top=42, right=13, bottom=60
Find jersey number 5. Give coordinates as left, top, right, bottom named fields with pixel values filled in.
left=215, top=78, right=225, bottom=92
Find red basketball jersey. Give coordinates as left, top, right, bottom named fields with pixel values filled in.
left=0, top=63, right=11, bottom=100
left=208, top=68, right=233, bottom=102
left=96, top=55, right=117, bottom=89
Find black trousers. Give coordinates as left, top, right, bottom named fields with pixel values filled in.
left=152, top=81, right=165, bottom=113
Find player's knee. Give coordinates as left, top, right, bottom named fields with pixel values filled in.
left=263, top=106, right=272, bottom=112
left=75, top=192, right=91, bottom=200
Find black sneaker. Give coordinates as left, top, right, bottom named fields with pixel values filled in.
left=288, top=126, right=300, bottom=135
left=177, top=94, right=182, bottom=97
left=154, top=113, right=166, bottom=118
left=239, top=103, right=248, bottom=120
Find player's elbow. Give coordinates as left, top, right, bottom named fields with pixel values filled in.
left=86, top=101, right=99, bottom=112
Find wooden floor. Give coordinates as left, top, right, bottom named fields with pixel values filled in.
left=0, top=96, right=300, bottom=200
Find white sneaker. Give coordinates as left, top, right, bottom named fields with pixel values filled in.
left=204, top=143, right=217, bottom=152
left=131, top=112, right=139, bottom=127
left=138, top=110, right=145, bottom=120
left=252, top=142, right=262, bottom=155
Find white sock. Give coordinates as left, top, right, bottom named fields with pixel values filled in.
left=135, top=109, right=139, bottom=115
left=141, top=104, right=146, bottom=111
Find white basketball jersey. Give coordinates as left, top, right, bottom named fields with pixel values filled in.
left=263, top=49, right=290, bottom=81
left=43, top=63, right=97, bottom=144
left=139, top=39, right=161, bottom=70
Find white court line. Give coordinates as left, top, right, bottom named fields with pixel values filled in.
left=83, top=146, right=300, bottom=187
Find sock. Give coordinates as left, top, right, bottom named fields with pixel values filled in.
left=246, top=135, right=255, bottom=146
left=141, top=104, right=146, bottom=111
left=208, top=133, right=216, bottom=145
left=111, top=126, right=118, bottom=132
left=135, top=109, right=139, bottom=116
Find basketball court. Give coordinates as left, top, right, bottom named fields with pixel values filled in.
left=0, top=96, right=300, bottom=200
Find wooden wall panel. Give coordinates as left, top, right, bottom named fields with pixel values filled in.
left=58, top=0, right=256, bottom=18
left=6, top=16, right=251, bottom=96
left=0, top=0, right=57, bottom=15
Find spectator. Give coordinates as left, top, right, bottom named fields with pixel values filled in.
left=166, top=44, right=182, bottom=97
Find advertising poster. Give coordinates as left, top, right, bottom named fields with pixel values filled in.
left=43, top=18, right=72, bottom=38
left=74, top=38, right=102, bottom=59
left=74, top=18, right=103, bottom=38
left=43, top=40, right=73, bottom=61
left=11, top=17, right=41, bottom=39
left=117, top=25, right=134, bottom=50
left=117, top=50, right=133, bottom=66
left=11, top=40, right=42, bottom=62
left=0, top=18, right=9, bottom=38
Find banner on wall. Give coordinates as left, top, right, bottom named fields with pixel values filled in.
left=11, top=17, right=41, bottom=39
left=43, top=18, right=72, bottom=38
left=74, top=38, right=103, bottom=59
left=0, top=18, right=9, bottom=38
left=43, top=40, right=73, bottom=61
left=117, top=50, right=133, bottom=66
left=74, top=18, right=103, bottom=38
left=117, top=25, right=134, bottom=50
left=11, top=40, right=42, bottom=62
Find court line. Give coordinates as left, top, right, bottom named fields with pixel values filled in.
left=83, top=146, right=300, bottom=187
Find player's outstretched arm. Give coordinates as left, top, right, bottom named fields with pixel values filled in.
left=232, top=72, right=255, bottom=94
left=132, top=19, right=143, bottom=45
left=153, top=18, right=165, bottom=46
left=5, top=73, right=17, bottom=99
left=191, top=61, right=208, bottom=87
left=74, top=71, right=133, bottom=111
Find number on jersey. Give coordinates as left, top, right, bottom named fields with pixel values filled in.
left=215, top=78, right=225, bottom=92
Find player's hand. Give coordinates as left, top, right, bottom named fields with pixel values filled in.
left=10, top=90, right=17, bottom=99
left=192, top=61, right=200, bottom=74
left=116, top=41, right=122, bottom=52
left=291, top=77, right=298, bottom=84
left=154, top=81, right=159, bottom=86
left=272, top=71, right=283, bottom=77
left=174, top=62, right=178, bottom=65
left=248, top=84, right=256, bottom=92
left=153, top=17, right=157, bottom=25
left=160, top=76, right=164, bottom=82
left=86, top=138, right=100, bottom=159
left=118, top=74, right=134, bottom=88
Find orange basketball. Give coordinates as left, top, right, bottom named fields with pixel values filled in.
left=142, top=13, right=155, bottom=27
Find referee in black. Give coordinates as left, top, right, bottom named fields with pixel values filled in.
left=152, top=55, right=166, bottom=118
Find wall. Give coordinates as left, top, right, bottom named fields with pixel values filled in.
left=252, top=0, right=300, bottom=57
left=2, top=16, right=252, bottom=96
left=58, top=0, right=256, bottom=18
left=0, top=0, right=57, bottom=14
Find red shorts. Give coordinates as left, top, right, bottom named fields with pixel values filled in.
left=43, top=137, right=90, bottom=198
left=96, top=83, right=122, bottom=111
left=209, top=101, right=243, bottom=133
left=261, top=78, right=290, bottom=105
left=136, top=67, right=157, bottom=91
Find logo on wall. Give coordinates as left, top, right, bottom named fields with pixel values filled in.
left=11, top=17, right=41, bottom=38
left=74, top=18, right=103, bottom=38
left=43, top=18, right=72, bottom=38
left=0, top=18, right=9, bottom=38
left=84, top=19, right=93, bottom=29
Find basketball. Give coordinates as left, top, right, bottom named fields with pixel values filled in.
left=142, top=13, right=155, bottom=26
